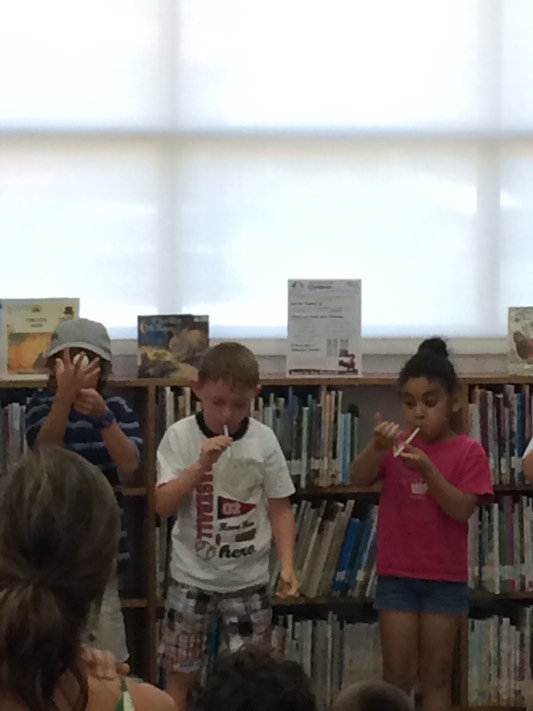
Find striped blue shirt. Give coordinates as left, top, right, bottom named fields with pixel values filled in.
left=25, top=389, right=143, bottom=574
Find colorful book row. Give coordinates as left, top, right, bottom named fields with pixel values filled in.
left=469, top=384, right=533, bottom=485
left=158, top=385, right=359, bottom=488
left=469, top=497, right=533, bottom=594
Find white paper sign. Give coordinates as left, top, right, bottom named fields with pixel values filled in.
left=287, top=279, right=362, bottom=376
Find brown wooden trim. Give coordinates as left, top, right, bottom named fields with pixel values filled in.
left=2, top=373, right=533, bottom=388
left=120, top=597, right=148, bottom=609
left=121, top=487, right=147, bottom=497
left=142, top=385, right=158, bottom=684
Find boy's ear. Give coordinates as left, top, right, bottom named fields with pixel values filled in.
left=190, top=379, right=202, bottom=398
left=255, top=384, right=261, bottom=396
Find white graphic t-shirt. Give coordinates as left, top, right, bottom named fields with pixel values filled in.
left=156, top=414, right=295, bottom=592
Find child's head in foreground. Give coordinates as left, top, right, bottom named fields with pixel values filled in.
left=193, top=645, right=317, bottom=711
left=332, top=680, right=414, bottom=711
left=0, top=446, right=119, bottom=711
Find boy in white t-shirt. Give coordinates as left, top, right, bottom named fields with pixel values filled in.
left=156, top=342, right=298, bottom=711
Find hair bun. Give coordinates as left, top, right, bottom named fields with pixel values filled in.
left=417, top=337, right=449, bottom=359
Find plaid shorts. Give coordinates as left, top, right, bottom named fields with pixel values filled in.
left=159, top=580, right=272, bottom=673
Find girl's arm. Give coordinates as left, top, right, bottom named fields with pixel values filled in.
left=350, top=413, right=400, bottom=487
left=420, top=463, right=477, bottom=523
left=400, top=444, right=478, bottom=523
left=350, top=440, right=385, bottom=487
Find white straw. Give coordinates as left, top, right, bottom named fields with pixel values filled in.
left=393, top=427, right=420, bottom=458
left=224, top=425, right=229, bottom=437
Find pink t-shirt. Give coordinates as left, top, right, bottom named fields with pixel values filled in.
left=377, top=434, right=493, bottom=582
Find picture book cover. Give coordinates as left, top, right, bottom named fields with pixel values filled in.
left=0, top=298, right=80, bottom=377
left=508, top=307, right=533, bottom=375
left=137, top=314, right=209, bottom=378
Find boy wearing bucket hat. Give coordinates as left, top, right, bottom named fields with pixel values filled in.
left=24, top=318, right=143, bottom=663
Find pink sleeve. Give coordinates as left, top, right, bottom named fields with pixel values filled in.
left=453, top=440, right=494, bottom=498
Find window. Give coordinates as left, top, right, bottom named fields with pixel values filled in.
left=1, top=1, right=533, bottom=339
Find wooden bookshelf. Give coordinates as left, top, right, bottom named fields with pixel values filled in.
left=120, top=597, right=149, bottom=609
left=294, top=483, right=382, bottom=498
left=272, top=595, right=373, bottom=608
left=272, top=591, right=533, bottom=608
left=121, top=486, right=147, bottom=497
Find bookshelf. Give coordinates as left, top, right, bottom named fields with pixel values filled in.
left=2, top=373, right=533, bottom=707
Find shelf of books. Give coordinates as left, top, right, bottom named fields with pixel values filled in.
left=3, top=374, right=533, bottom=706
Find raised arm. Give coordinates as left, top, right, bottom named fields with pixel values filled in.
left=350, top=413, right=399, bottom=487
left=155, top=431, right=232, bottom=516
left=28, top=350, right=100, bottom=447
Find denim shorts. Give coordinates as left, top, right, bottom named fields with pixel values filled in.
left=374, top=575, right=469, bottom=615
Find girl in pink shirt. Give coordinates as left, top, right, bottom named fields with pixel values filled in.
left=351, top=338, right=492, bottom=711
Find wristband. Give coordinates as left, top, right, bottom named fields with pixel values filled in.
left=93, top=408, right=116, bottom=430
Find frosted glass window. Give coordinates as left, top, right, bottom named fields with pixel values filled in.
left=176, top=0, right=488, bottom=130
left=0, top=142, right=160, bottom=331
left=502, top=0, right=533, bottom=130
left=175, top=143, right=481, bottom=337
left=500, top=146, right=533, bottom=329
left=2, top=2, right=533, bottom=339
left=0, top=1, right=165, bottom=128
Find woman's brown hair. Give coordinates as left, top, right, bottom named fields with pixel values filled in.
left=0, top=446, right=119, bottom=711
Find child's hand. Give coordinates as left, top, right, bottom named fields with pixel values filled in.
left=277, top=568, right=299, bottom=599
left=55, top=348, right=100, bottom=401
left=399, top=444, right=433, bottom=474
left=199, top=434, right=232, bottom=470
left=80, top=645, right=130, bottom=679
left=72, top=388, right=108, bottom=418
left=372, top=412, right=400, bottom=452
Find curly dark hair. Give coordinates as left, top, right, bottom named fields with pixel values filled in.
left=398, top=336, right=459, bottom=394
left=193, top=645, right=317, bottom=711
